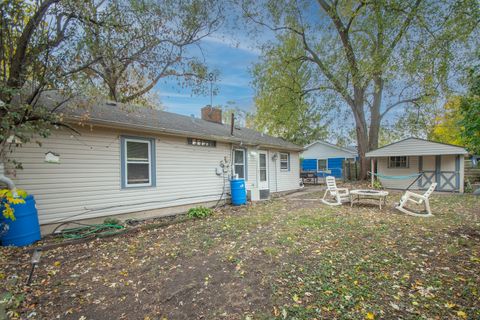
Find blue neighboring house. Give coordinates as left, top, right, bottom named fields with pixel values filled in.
left=301, top=140, right=358, bottom=179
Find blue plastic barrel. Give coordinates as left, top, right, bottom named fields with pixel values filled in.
left=1, top=195, right=41, bottom=246
left=230, top=179, right=247, bottom=206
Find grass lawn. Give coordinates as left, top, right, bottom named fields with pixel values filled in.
left=1, top=189, right=479, bottom=319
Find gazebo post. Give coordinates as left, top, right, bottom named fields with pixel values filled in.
left=371, top=158, right=375, bottom=188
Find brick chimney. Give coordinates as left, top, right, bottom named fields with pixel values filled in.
left=201, top=106, right=222, bottom=124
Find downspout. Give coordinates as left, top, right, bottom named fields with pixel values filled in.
left=0, top=163, right=18, bottom=197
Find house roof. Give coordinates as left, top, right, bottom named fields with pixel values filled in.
left=365, top=137, right=468, bottom=157
left=41, top=93, right=303, bottom=151
left=304, top=140, right=358, bottom=155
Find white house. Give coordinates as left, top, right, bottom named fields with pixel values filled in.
left=366, top=138, right=468, bottom=193
left=301, top=140, right=358, bottom=179
left=5, top=97, right=302, bottom=233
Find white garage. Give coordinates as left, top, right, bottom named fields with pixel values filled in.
left=366, top=138, right=468, bottom=193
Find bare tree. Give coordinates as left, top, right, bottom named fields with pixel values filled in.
left=0, top=0, right=107, bottom=163
left=79, top=0, right=224, bottom=103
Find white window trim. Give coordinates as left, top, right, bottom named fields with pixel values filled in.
left=124, top=138, right=152, bottom=187
left=280, top=152, right=290, bottom=171
left=317, top=159, right=328, bottom=172
left=233, top=149, right=246, bottom=179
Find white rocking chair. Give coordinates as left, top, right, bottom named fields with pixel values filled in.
left=321, top=176, right=350, bottom=206
left=395, top=183, right=437, bottom=217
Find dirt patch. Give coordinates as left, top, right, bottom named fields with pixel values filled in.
left=1, top=191, right=479, bottom=319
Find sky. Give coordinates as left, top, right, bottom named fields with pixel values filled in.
left=154, top=36, right=261, bottom=117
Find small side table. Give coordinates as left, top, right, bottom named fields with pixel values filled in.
left=350, top=189, right=389, bottom=209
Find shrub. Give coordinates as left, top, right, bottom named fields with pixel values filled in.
left=464, top=179, right=473, bottom=193
left=187, top=206, right=213, bottom=219
left=104, top=217, right=121, bottom=225
left=372, top=179, right=383, bottom=190
left=0, top=189, right=27, bottom=221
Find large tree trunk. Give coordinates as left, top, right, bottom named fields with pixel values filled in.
left=350, top=90, right=370, bottom=179
left=368, top=77, right=384, bottom=151
left=356, top=125, right=370, bottom=180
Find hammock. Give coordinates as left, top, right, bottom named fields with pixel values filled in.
left=368, top=172, right=422, bottom=180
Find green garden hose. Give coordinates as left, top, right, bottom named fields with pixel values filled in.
left=61, top=223, right=125, bottom=239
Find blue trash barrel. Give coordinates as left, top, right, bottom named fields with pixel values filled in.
left=1, top=195, right=41, bottom=246
left=230, top=179, right=247, bottom=206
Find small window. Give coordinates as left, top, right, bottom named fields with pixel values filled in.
left=389, top=156, right=409, bottom=168
left=188, top=138, right=216, bottom=147
left=122, top=137, right=155, bottom=188
left=280, top=152, right=290, bottom=171
left=317, top=159, right=327, bottom=171
left=233, top=149, right=245, bottom=179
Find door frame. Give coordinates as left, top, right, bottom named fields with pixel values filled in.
left=258, top=150, right=269, bottom=190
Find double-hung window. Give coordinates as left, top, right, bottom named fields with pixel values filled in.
left=317, top=159, right=327, bottom=171
left=280, top=152, right=290, bottom=171
left=388, top=156, right=409, bottom=168
left=233, top=149, right=246, bottom=179
left=122, top=137, right=155, bottom=188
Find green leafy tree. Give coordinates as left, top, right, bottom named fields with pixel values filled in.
left=251, top=33, right=327, bottom=146
left=242, top=0, right=479, bottom=178
left=460, top=63, right=480, bottom=153
left=219, top=101, right=254, bottom=128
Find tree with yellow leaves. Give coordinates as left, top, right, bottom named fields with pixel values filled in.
left=429, top=97, right=465, bottom=146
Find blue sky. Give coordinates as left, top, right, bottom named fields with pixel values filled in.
left=155, top=36, right=260, bottom=117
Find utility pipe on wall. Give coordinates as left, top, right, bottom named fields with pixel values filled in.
left=0, top=163, right=18, bottom=197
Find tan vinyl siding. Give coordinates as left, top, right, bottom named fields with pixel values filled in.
left=268, top=150, right=300, bottom=192
left=7, top=126, right=231, bottom=225
left=377, top=156, right=420, bottom=189
left=441, top=155, right=456, bottom=171
left=423, top=156, right=436, bottom=171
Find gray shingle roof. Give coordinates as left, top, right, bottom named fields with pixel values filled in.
left=42, top=93, right=302, bottom=151
left=365, top=137, right=467, bottom=157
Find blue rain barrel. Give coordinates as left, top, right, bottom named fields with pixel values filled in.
left=1, top=195, right=41, bottom=246
left=230, top=179, right=247, bottom=206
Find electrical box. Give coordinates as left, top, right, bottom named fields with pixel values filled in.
left=248, top=187, right=260, bottom=201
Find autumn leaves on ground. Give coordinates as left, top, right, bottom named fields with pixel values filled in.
left=1, top=189, right=479, bottom=320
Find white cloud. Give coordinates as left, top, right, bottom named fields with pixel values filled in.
left=203, top=35, right=261, bottom=55
left=158, top=91, right=193, bottom=98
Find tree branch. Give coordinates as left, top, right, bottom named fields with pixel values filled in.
left=383, top=0, right=422, bottom=60
left=380, top=95, right=428, bottom=119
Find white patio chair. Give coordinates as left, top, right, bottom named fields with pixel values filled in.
left=395, top=183, right=437, bottom=217
left=321, top=176, right=350, bottom=206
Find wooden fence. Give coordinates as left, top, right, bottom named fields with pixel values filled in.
left=465, top=159, right=480, bottom=183
left=343, top=160, right=360, bottom=181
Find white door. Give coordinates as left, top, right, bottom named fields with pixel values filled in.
left=258, top=151, right=269, bottom=190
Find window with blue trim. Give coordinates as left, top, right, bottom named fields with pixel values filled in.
left=121, top=137, right=155, bottom=187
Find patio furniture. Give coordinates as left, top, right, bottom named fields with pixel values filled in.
left=395, top=183, right=437, bottom=217
left=350, top=189, right=389, bottom=209
left=321, top=176, right=350, bottom=206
